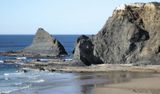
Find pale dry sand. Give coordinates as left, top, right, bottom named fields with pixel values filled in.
left=94, top=75, right=160, bottom=94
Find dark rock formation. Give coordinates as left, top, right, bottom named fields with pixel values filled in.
left=23, top=28, right=67, bottom=57
left=74, top=2, right=160, bottom=65
left=73, top=35, right=103, bottom=66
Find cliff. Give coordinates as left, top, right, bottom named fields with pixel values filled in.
left=74, top=2, right=160, bottom=65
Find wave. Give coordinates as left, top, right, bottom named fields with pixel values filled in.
left=0, top=60, right=4, bottom=63
left=0, top=70, right=73, bottom=94
left=0, top=85, right=30, bottom=94
left=4, top=72, right=23, bottom=76
left=30, top=79, right=45, bottom=83
left=14, top=82, right=23, bottom=86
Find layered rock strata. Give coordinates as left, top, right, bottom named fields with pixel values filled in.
left=74, top=2, right=160, bottom=65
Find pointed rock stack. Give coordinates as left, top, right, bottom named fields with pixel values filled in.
left=23, top=28, right=67, bottom=57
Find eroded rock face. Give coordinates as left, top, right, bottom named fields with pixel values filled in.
left=74, top=2, right=160, bottom=65
left=73, top=35, right=103, bottom=66
left=23, top=28, right=67, bottom=57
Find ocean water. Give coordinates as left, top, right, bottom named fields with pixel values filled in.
left=0, top=35, right=80, bottom=54
left=0, top=35, right=154, bottom=94
left=0, top=35, right=80, bottom=93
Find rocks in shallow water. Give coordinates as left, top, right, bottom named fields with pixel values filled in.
left=23, top=28, right=67, bottom=57
left=74, top=2, right=160, bottom=65
left=73, top=35, right=103, bottom=66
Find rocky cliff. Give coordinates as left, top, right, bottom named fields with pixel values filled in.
left=23, top=28, right=67, bottom=57
left=74, top=2, right=160, bottom=65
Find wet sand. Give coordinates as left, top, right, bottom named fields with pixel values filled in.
left=7, top=59, right=160, bottom=94
left=10, top=72, right=157, bottom=94
left=94, top=74, right=160, bottom=94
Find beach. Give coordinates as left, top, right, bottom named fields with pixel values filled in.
left=8, top=71, right=159, bottom=94
left=0, top=1, right=160, bottom=94
left=94, top=74, right=160, bottom=94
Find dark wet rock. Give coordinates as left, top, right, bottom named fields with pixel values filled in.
left=23, top=28, right=67, bottom=57
left=73, top=35, right=103, bottom=66
left=23, top=70, right=28, bottom=73
left=74, top=2, right=160, bottom=65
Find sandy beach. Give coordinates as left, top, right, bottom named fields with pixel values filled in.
left=8, top=71, right=159, bottom=94
left=94, top=74, right=160, bottom=94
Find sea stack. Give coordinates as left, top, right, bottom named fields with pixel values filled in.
left=73, top=2, right=160, bottom=65
left=23, top=28, right=67, bottom=57
left=73, top=35, right=103, bottom=66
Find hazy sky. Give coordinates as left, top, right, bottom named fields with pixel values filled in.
left=0, top=0, right=156, bottom=35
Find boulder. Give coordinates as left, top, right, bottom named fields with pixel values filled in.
left=23, top=28, right=67, bottom=57
left=74, top=2, right=160, bottom=65
left=73, top=35, right=103, bottom=66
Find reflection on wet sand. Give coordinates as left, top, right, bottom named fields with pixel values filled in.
left=75, top=72, right=153, bottom=94
left=11, top=72, right=154, bottom=94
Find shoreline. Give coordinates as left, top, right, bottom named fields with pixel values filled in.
left=1, top=52, right=160, bottom=73
left=19, top=60, right=160, bottom=73
left=9, top=69, right=160, bottom=94
left=9, top=70, right=158, bottom=94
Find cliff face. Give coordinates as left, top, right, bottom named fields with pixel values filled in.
left=23, top=28, right=67, bottom=57
left=74, top=2, right=160, bottom=65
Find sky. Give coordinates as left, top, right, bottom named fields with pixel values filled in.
left=0, top=0, right=157, bottom=35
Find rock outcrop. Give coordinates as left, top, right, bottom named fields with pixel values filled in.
left=74, top=2, right=160, bottom=65
left=73, top=35, right=103, bottom=66
left=23, top=28, right=67, bottom=57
